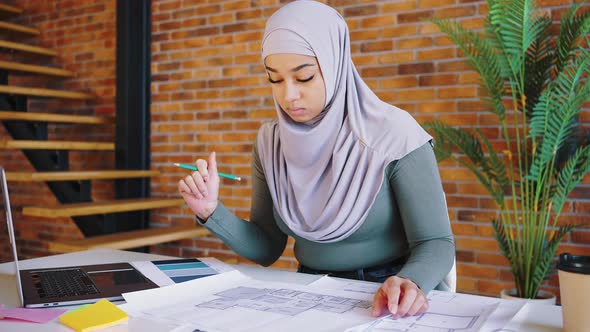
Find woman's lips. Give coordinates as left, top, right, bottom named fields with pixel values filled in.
left=288, top=108, right=306, bottom=116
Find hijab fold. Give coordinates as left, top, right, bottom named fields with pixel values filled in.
left=258, top=0, right=432, bottom=243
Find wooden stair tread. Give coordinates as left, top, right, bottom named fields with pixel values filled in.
left=23, top=198, right=185, bottom=218
left=0, top=60, right=74, bottom=77
left=0, top=85, right=92, bottom=99
left=47, top=225, right=209, bottom=253
left=0, top=111, right=112, bottom=124
left=0, top=139, right=114, bottom=150
left=0, top=4, right=23, bottom=16
left=6, top=170, right=160, bottom=182
left=0, top=39, right=56, bottom=56
left=0, top=21, right=39, bottom=35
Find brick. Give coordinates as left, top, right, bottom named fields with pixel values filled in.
left=451, top=223, right=476, bottom=235
left=440, top=168, right=478, bottom=181
left=420, top=74, right=457, bottom=86
left=381, top=1, right=417, bottom=12
left=417, top=101, right=456, bottom=113
left=457, top=277, right=478, bottom=292
left=435, top=5, right=477, bottom=18
left=344, top=4, right=378, bottom=17
left=399, top=62, right=435, bottom=75
left=396, top=37, right=433, bottom=49
left=418, top=47, right=455, bottom=61
left=361, top=40, right=393, bottom=52
left=476, top=252, right=510, bottom=266
left=350, top=29, right=379, bottom=41
left=398, top=10, right=434, bottom=24
left=360, top=15, right=395, bottom=28
left=457, top=263, right=499, bottom=279
left=381, top=25, right=418, bottom=38
left=478, top=280, right=514, bottom=296
left=395, top=88, right=435, bottom=101
left=380, top=77, right=418, bottom=89
left=456, top=237, right=499, bottom=251
left=362, top=65, right=397, bottom=77
left=351, top=54, right=378, bottom=66
left=378, top=51, right=415, bottom=64
left=438, top=86, right=478, bottom=98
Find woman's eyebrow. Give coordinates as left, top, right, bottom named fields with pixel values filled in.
left=265, top=63, right=316, bottom=73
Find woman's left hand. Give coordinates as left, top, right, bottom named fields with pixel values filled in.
left=372, top=276, right=428, bottom=317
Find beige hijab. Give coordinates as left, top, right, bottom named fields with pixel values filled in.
left=257, top=0, right=432, bottom=243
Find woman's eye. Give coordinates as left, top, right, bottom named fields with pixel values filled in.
left=268, top=76, right=282, bottom=84
left=297, top=75, right=314, bottom=83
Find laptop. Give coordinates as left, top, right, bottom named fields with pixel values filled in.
left=0, top=167, right=158, bottom=308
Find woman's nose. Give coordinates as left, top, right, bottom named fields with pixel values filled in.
left=284, top=82, right=300, bottom=102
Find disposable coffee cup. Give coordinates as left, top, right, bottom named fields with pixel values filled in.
left=557, top=253, right=590, bottom=332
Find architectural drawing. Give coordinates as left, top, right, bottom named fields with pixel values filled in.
left=197, top=286, right=372, bottom=317
left=347, top=301, right=499, bottom=332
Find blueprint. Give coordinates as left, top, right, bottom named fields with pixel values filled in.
left=121, top=271, right=506, bottom=332
left=345, top=301, right=499, bottom=332
left=121, top=270, right=377, bottom=332
left=310, top=276, right=523, bottom=332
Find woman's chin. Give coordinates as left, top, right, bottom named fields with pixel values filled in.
left=286, top=112, right=309, bottom=122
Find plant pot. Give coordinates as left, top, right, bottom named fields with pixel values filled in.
left=500, top=288, right=556, bottom=305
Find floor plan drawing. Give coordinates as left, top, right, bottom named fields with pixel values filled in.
left=346, top=301, right=499, bottom=332
left=197, top=286, right=373, bottom=316
left=121, top=271, right=512, bottom=332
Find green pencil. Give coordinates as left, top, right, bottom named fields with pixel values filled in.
left=174, top=163, right=241, bottom=181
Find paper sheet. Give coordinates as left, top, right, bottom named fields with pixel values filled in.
left=130, top=257, right=235, bottom=287
left=122, top=270, right=377, bottom=332
left=309, top=276, right=525, bottom=332
left=500, top=302, right=562, bottom=332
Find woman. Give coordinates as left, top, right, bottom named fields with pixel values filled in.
left=178, top=0, right=454, bottom=319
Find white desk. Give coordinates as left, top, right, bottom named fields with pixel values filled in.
left=0, top=249, right=563, bottom=332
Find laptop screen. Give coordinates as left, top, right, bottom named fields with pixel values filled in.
left=0, top=167, right=25, bottom=306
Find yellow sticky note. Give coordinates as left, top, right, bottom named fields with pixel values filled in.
left=59, top=299, right=128, bottom=332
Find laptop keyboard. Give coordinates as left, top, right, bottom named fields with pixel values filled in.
left=31, top=269, right=99, bottom=299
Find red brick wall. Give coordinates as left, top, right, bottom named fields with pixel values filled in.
left=1, top=0, right=588, bottom=298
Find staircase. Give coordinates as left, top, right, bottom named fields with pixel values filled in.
left=0, top=3, right=208, bottom=253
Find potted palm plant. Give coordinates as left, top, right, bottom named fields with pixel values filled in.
left=425, top=0, right=590, bottom=300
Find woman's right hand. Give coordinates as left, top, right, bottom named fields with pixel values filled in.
left=178, top=152, right=220, bottom=221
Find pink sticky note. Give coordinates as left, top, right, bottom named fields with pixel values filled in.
left=0, top=306, right=68, bottom=324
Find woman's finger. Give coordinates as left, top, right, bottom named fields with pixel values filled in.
left=372, top=288, right=388, bottom=317
left=195, top=159, right=209, bottom=180
left=178, top=179, right=191, bottom=194
left=406, top=293, right=426, bottom=316
left=185, top=175, right=203, bottom=199
left=397, top=286, right=417, bottom=316
left=192, top=171, right=208, bottom=197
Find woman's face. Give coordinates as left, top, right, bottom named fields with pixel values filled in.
left=264, top=53, right=326, bottom=123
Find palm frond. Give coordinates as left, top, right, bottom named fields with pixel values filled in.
left=555, top=3, right=590, bottom=74
left=431, top=18, right=506, bottom=119
left=491, top=0, right=545, bottom=88
left=528, top=49, right=590, bottom=179
left=426, top=121, right=506, bottom=205
left=552, top=145, right=590, bottom=215
left=530, top=226, right=573, bottom=297
left=523, top=16, right=552, bottom=116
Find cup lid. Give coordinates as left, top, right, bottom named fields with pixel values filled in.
left=558, top=253, right=590, bottom=275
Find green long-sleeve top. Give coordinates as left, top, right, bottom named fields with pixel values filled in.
left=198, top=141, right=455, bottom=293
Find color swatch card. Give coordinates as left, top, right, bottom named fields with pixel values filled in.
left=131, top=257, right=236, bottom=287
left=59, top=298, right=128, bottom=332
left=153, top=258, right=218, bottom=283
